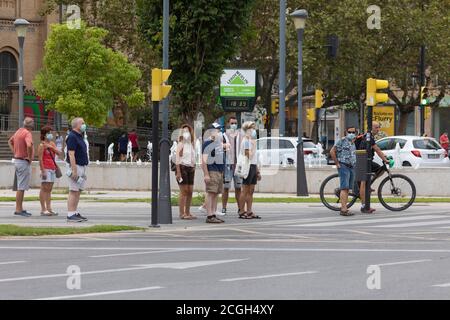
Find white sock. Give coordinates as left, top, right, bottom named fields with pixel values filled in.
left=67, top=211, right=76, bottom=217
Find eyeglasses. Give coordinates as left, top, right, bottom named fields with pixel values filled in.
left=347, top=131, right=356, bottom=134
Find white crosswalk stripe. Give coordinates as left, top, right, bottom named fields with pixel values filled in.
left=289, top=215, right=450, bottom=228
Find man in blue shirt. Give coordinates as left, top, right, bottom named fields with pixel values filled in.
left=330, top=126, right=357, bottom=216
left=66, top=117, right=89, bottom=222
left=201, top=123, right=226, bottom=223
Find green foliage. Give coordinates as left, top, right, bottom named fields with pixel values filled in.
left=137, top=0, right=255, bottom=123
left=33, top=22, right=145, bottom=127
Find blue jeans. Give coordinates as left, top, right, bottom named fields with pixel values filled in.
left=338, top=164, right=354, bottom=190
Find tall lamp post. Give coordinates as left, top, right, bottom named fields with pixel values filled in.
left=290, top=9, right=309, bottom=196
left=14, top=18, right=30, bottom=128
left=279, top=0, right=286, bottom=137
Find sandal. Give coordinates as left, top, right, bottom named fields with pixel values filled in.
left=47, top=210, right=59, bottom=216
left=340, top=210, right=354, bottom=216
left=239, top=212, right=250, bottom=219
left=181, top=215, right=194, bottom=220
left=187, top=214, right=197, bottom=219
left=246, top=212, right=262, bottom=219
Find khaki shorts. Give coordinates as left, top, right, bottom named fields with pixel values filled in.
left=13, top=159, right=31, bottom=191
left=67, top=164, right=88, bottom=192
left=206, top=171, right=223, bottom=194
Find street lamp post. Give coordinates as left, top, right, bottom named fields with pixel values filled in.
left=290, top=9, right=309, bottom=196
left=14, top=18, right=30, bottom=128
left=279, top=0, right=286, bottom=137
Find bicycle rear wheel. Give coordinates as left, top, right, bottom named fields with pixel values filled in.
left=377, top=174, right=416, bottom=211
left=319, top=174, right=358, bottom=211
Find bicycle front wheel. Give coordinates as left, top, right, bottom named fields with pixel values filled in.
left=319, top=174, right=358, bottom=212
left=377, top=174, right=416, bottom=211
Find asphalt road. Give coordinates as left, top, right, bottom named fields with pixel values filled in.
left=1, top=201, right=450, bottom=300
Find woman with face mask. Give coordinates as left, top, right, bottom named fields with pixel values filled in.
left=176, top=124, right=197, bottom=220
left=38, top=126, right=64, bottom=216
left=238, top=121, right=262, bottom=219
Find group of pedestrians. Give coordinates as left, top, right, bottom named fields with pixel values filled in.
left=118, top=129, right=139, bottom=161
left=8, top=117, right=89, bottom=222
left=330, top=121, right=390, bottom=216
left=174, top=117, right=261, bottom=224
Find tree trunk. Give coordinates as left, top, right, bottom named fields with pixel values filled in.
left=398, top=111, right=410, bottom=135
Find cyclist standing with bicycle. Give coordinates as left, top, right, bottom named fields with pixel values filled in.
left=355, top=121, right=390, bottom=214
left=330, top=126, right=357, bottom=216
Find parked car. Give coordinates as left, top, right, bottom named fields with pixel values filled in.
left=373, top=135, right=450, bottom=167
left=256, top=137, right=320, bottom=166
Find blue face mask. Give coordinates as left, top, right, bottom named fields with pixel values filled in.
left=347, top=133, right=355, bottom=140
left=80, top=124, right=87, bottom=133
left=230, top=124, right=238, bottom=131
left=46, top=133, right=53, bottom=141
left=251, top=130, right=257, bottom=139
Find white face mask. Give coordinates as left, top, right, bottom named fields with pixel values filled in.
left=183, top=132, right=191, bottom=140
left=230, top=124, right=238, bottom=131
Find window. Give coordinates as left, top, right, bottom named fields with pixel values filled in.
left=376, top=138, right=394, bottom=151
left=413, top=139, right=441, bottom=150
left=279, top=139, right=295, bottom=149
left=392, top=138, right=407, bottom=149
left=257, top=139, right=270, bottom=150
left=303, top=141, right=316, bottom=148
left=0, top=52, right=18, bottom=90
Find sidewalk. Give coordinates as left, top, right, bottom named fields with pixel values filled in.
left=0, top=189, right=304, bottom=199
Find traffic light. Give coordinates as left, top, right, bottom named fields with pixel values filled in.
left=152, top=68, right=172, bottom=102
left=315, top=89, right=324, bottom=108
left=420, top=86, right=429, bottom=105
left=327, top=35, right=339, bottom=59
left=306, top=108, right=316, bottom=121
left=366, top=78, right=389, bottom=106
left=271, top=99, right=279, bottom=114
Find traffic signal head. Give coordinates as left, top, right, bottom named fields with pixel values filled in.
left=306, top=108, right=316, bottom=122
left=152, top=68, right=172, bottom=101
left=327, top=35, right=339, bottom=59
left=315, top=89, right=324, bottom=108
left=420, top=86, right=429, bottom=105
left=271, top=99, right=279, bottom=114
left=366, top=78, right=389, bottom=106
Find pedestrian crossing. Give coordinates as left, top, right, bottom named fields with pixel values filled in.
left=283, top=213, right=450, bottom=229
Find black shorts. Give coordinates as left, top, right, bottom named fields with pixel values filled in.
left=371, top=161, right=381, bottom=173
left=178, top=165, right=195, bottom=185
left=132, top=147, right=139, bottom=153
left=243, top=164, right=258, bottom=185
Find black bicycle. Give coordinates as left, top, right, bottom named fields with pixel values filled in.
left=319, top=159, right=416, bottom=212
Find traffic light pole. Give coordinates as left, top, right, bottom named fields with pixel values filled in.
left=419, top=45, right=426, bottom=136
left=365, top=105, right=373, bottom=210
left=151, top=101, right=160, bottom=228
left=158, top=0, right=172, bottom=224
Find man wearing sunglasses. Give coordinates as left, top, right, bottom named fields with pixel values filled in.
left=330, top=126, right=357, bottom=216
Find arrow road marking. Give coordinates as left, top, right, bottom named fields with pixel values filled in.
left=0, top=259, right=246, bottom=283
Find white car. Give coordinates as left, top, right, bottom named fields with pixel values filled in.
left=374, top=135, right=450, bottom=168
left=256, top=137, right=320, bottom=166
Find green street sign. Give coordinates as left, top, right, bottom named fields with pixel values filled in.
left=220, top=69, right=256, bottom=98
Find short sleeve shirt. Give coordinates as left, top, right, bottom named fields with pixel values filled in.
left=334, top=137, right=356, bottom=167
left=12, top=128, right=34, bottom=160
left=66, top=131, right=89, bottom=166
left=202, top=139, right=224, bottom=172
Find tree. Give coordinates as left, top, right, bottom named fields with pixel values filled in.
left=41, top=0, right=158, bottom=127
left=137, top=0, right=255, bottom=124
left=34, top=23, right=145, bottom=127
left=237, top=0, right=449, bottom=134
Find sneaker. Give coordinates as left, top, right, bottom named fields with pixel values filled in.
left=76, top=213, right=88, bottom=221
left=14, top=211, right=32, bottom=217
left=67, top=214, right=84, bottom=222
left=216, top=210, right=226, bottom=217
left=361, top=207, right=376, bottom=214
left=206, top=215, right=224, bottom=224
left=198, top=206, right=207, bottom=214
left=221, top=208, right=227, bottom=215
